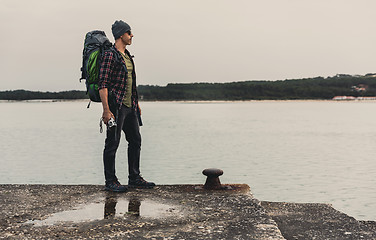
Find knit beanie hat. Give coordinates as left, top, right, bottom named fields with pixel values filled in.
left=112, top=20, right=131, bottom=39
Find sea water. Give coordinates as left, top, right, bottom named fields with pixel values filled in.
left=1, top=100, right=375, bottom=220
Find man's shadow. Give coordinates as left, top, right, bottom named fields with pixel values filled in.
left=104, top=194, right=141, bottom=219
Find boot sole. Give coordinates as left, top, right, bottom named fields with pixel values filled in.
left=127, top=184, right=155, bottom=189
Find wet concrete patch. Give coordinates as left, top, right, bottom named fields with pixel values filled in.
left=25, top=196, right=183, bottom=226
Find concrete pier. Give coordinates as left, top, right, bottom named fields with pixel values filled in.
left=0, top=184, right=375, bottom=239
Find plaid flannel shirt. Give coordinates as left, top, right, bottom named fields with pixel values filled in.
left=98, top=46, right=138, bottom=110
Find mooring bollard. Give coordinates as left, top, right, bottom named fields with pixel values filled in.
left=202, top=168, right=224, bottom=190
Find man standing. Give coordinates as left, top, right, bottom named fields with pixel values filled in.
left=98, top=20, right=155, bottom=192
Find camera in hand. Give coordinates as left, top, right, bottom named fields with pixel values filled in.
left=107, top=118, right=117, bottom=128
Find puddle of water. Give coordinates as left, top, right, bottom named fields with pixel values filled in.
left=26, top=197, right=181, bottom=226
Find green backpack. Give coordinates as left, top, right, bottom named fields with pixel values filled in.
left=80, top=30, right=112, bottom=106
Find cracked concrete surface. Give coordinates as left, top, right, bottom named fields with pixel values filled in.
left=0, top=184, right=374, bottom=239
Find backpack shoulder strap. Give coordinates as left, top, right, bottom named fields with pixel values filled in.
left=109, top=46, right=121, bottom=61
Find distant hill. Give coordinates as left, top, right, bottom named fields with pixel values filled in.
left=1, top=75, right=376, bottom=101
left=138, top=75, right=376, bottom=100
left=0, top=90, right=87, bottom=101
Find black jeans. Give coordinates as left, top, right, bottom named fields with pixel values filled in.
left=103, top=104, right=141, bottom=184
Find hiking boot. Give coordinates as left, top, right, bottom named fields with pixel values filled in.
left=105, top=180, right=128, bottom=192
left=128, top=177, right=156, bottom=189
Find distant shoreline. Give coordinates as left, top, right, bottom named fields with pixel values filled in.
left=2, top=75, right=376, bottom=101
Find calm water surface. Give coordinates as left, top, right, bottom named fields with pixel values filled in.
left=1, top=100, right=375, bottom=221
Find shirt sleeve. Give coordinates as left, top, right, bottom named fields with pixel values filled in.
left=98, top=50, right=115, bottom=90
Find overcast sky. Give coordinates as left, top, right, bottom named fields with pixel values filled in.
left=1, top=0, right=376, bottom=91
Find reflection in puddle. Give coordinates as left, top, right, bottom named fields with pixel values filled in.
left=27, top=195, right=180, bottom=226
left=127, top=196, right=141, bottom=217
left=104, top=196, right=142, bottom=219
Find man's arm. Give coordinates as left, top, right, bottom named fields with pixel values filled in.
left=98, top=51, right=115, bottom=124
left=99, top=88, right=114, bottom=124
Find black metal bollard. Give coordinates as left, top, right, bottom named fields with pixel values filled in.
left=202, top=168, right=224, bottom=190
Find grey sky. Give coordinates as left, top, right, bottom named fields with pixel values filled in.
left=1, top=0, right=375, bottom=91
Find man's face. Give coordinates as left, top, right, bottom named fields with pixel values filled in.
left=121, top=31, right=133, bottom=46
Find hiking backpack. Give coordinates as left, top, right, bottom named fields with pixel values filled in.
left=80, top=30, right=112, bottom=105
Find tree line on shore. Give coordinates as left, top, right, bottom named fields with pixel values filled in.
left=0, top=90, right=87, bottom=101
left=1, top=75, right=376, bottom=101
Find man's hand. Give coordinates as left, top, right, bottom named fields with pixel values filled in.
left=102, top=110, right=114, bottom=124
